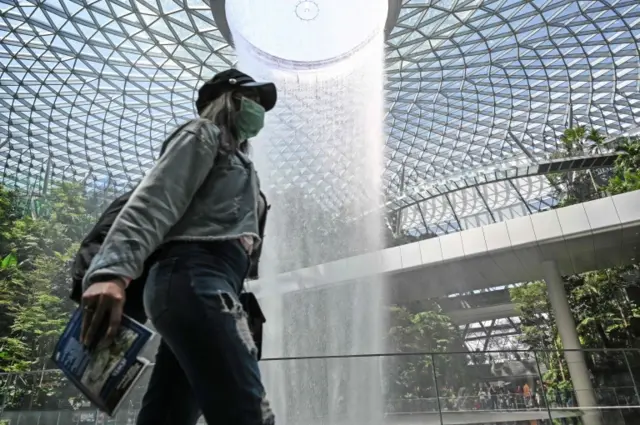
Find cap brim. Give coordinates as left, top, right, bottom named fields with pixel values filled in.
left=240, top=81, right=277, bottom=112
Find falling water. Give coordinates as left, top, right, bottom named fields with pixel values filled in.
left=229, top=3, right=388, bottom=423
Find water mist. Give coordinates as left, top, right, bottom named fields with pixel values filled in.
left=227, top=1, right=388, bottom=423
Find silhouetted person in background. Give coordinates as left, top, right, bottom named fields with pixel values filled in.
left=489, top=385, right=498, bottom=410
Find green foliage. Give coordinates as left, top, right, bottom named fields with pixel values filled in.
left=606, top=139, right=640, bottom=195
left=510, top=267, right=640, bottom=389
left=553, top=126, right=610, bottom=207
left=511, top=269, right=640, bottom=350
left=1, top=249, right=77, bottom=372
left=558, top=126, right=605, bottom=156
left=386, top=304, right=467, bottom=399
left=510, top=282, right=555, bottom=348
left=0, top=182, right=101, bottom=409
left=553, top=128, right=640, bottom=206
left=510, top=129, right=640, bottom=389
left=1, top=253, right=17, bottom=270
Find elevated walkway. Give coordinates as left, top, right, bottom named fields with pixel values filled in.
left=249, top=190, right=640, bottom=302
left=447, top=303, right=518, bottom=324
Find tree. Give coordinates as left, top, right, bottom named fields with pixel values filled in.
left=606, top=137, right=640, bottom=195
left=552, top=126, right=610, bottom=207
left=386, top=303, right=468, bottom=401
left=559, top=126, right=605, bottom=156
left=509, top=130, right=640, bottom=392
left=0, top=182, right=101, bottom=409
left=509, top=282, right=556, bottom=349
left=510, top=268, right=640, bottom=391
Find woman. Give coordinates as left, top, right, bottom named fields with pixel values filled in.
left=79, top=69, right=277, bottom=425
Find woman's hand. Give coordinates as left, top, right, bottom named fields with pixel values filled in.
left=80, top=280, right=127, bottom=348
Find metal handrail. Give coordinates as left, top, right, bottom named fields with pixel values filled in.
left=1, top=347, right=639, bottom=376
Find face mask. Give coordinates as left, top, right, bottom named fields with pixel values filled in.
left=235, top=97, right=265, bottom=141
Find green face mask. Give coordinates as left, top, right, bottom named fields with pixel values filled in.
left=235, top=97, right=266, bottom=141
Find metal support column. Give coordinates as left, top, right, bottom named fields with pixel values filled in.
left=430, top=353, right=444, bottom=425
left=533, top=350, right=554, bottom=422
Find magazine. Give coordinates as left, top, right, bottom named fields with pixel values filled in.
left=51, top=308, right=154, bottom=416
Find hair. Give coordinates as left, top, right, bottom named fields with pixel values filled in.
left=199, top=91, right=250, bottom=154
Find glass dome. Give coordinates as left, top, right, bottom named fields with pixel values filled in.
left=1, top=0, right=638, bottom=236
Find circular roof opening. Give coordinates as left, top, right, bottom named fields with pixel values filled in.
left=227, top=0, right=388, bottom=67
left=295, top=1, right=319, bottom=21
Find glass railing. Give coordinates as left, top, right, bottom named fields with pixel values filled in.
left=2, top=348, right=640, bottom=424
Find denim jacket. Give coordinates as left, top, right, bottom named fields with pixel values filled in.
left=82, top=118, right=262, bottom=290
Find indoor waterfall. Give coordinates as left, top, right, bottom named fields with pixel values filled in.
left=227, top=1, right=389, bottom=423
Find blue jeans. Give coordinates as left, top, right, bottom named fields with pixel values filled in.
left=136, top=241, right=274, bottom=425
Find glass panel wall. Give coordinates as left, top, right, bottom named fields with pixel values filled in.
left=2, top=349, right=640, bottom=425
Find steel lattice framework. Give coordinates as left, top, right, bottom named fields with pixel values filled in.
left=1, top=0, right=639, bottom=237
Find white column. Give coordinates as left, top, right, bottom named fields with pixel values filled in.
left=542, top=261, right=601, bottom=425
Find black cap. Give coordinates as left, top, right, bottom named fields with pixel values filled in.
left=196, top=69, right=277, bottom=114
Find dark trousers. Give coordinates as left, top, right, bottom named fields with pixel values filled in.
left=136, top=241, right=274, bottom=425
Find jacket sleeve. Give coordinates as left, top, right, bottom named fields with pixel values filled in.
left=82, top=120, right=220, bottom=288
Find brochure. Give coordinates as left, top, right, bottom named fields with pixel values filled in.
left=51, top=308, right=154, bottom=416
